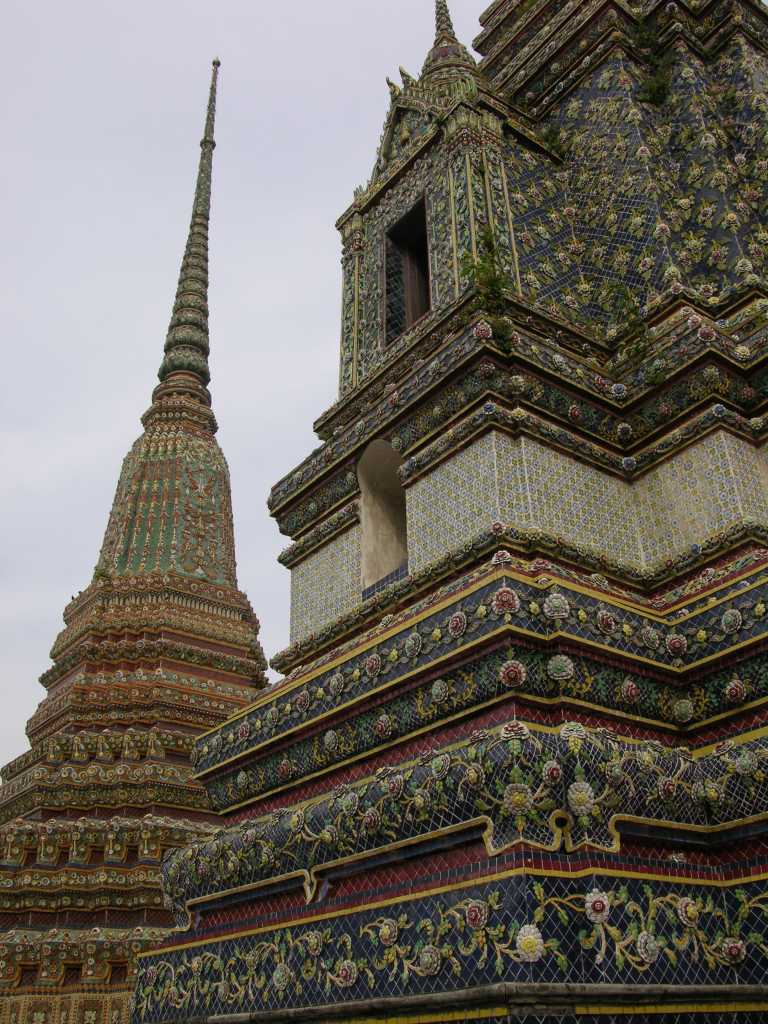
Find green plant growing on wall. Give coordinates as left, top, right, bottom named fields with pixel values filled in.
left=461, top=226, right=515, bottom=343
left=633, top=17, right=675, bottom=106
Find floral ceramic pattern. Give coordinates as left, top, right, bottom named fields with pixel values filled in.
left=196, top=569, right=768, bottom=787
left=168, top=716, right=768, bottom=919
left=130, top=5, right=768, bottom=1024
left=133, top=875, right=768, bottom=1021
left=204, top=635, right=768, bottom=811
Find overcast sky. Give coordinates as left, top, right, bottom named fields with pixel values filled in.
left=0, top=0, right=484, bottom=764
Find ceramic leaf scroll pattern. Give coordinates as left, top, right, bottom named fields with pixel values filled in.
left=205, top=636, right=768, bottom=811
left=134, top=876, right=768, bottom=1021
left=167, top=716, right=768, bottom=919
left=195, top=572, right=768, bottom=788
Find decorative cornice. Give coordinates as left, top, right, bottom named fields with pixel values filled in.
left=204, top=552, right=768, bottom=800
left=270, top=521, right=768, bottom=677
left=477, top=0, right=768, bottom=113
left=270, top=297, right=768, bottom=538
left=39, top=634, right=264, bottom=691
left=169, top=716, right=768, bottom=912
left=23, top=669, right=252, bottom=746
left=278, top=502, right=360, bottom=568
left=0, top=926, right=168, bottom=988
left=0, top=814, right=215, bottom=863
left=0, top=777, right=213, bottom=821
left=0, top=727, right=194, bottom=784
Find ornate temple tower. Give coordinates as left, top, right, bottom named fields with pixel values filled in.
left=0, top=61, right=267, bottom=1024
left=133, top=0, right=768, bottom=1021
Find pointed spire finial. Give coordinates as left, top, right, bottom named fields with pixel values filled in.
left=203, top=58, right=221, bottom=145
left=147, top=59, right=222, bottom=429
left=435, top=0, right=458, bottom=41
left=422, top=0, right=476, bottom=83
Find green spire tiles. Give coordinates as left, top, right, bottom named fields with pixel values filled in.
left=435, top=0, right=458, bottom=38
left=158, top=58, right=220, bottom=389
left=91, top=60, right=243, bottom=585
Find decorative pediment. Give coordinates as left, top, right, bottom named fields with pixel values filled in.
left=371, top=69, right=481, bottom=182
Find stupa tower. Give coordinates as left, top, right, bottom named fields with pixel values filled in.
left=138, top=0, right=768, bottom=1021
left=0, top=60, right=266, bottom=1024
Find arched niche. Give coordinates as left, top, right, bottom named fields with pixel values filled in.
left=357, top=439, right=408, bottom=593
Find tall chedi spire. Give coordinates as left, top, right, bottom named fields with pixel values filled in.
left=95, top=58, right=246, bottom=585
left=0, top=60, right=265, bottom=1024
left=436, top=0, right=457, bottom=36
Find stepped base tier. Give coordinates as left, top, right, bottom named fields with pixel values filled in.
left=131, top=0, right=768, bottom=1019
left=131, top=544, right=768, bottom=1022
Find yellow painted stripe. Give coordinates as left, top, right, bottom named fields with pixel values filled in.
left=576, top=1004, right=768, bottom=1016
left=329, top=1009, right=768, bottom=1023
left=327, top=1010, right=509, bottom=1024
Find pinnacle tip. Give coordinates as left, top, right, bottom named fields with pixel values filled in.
left=212, top=57, right=221, bottom=68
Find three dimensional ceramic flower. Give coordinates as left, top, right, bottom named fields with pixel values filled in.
left=500, top=660, right=527, bottom=687
left=567, top=780, right=596, bottom=816
left=516, top=923, right=545, bottom=962
left=492, top=587, right=521, bottom=614
left=584, top=890, right=611, bottom=924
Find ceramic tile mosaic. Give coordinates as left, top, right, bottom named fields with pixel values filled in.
left=637, top=432, right=768, bottom=566
left=127, top=4, right=768, bottom=1023
left=525, top=429, right=768, bottom=569
left=290, top=523, right=362, bottom=642
left=404, top=429, right=768, bottom=579
left=169, top=715, right=768, bottom=913
left=134, top=872, right=768, bottom=1022
left=199, top=563, right=768, bottom=804
left=735, top=434, right=768, bottom=519
left=406, top=432, right=509, bottom=573
left=519, top=435, right=644, bottom=565
left=0, top=993, right=132, bottom=1024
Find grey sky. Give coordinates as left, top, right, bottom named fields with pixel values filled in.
left=0, top=0, right=483, bottom=763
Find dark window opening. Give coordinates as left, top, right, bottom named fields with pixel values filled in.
left=385, top=198, right=430, bottom=344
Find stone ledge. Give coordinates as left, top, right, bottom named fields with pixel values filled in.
left=208, top=982, right=768, bottom=1022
